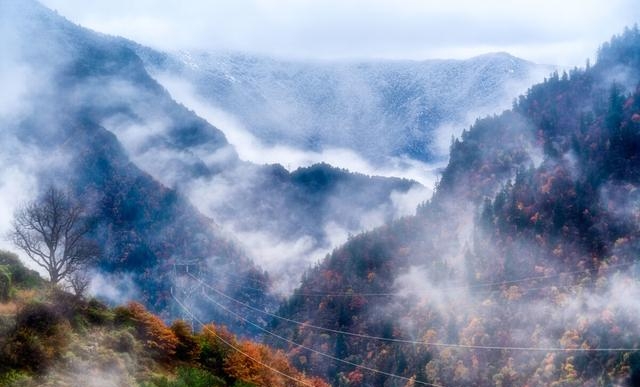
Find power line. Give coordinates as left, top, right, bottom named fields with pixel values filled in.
left=200, top=290, right=446, bottom=387
left=171, top=288, right=317, bottom=387
left=198, top=270, right=619, bottom=324
left=201, top=272, right=596, bottom=303
left=190, top=273, right=640, bottom=353
left=287, top=261, right=638, bottom=297
left=201, top=261, right=637, bottom=298
left=207, top=265, right=272, bottom=289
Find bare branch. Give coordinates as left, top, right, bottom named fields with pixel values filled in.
left=10, top=185, right=99, bottom=285
left=69, top=270, right=91, bottom=298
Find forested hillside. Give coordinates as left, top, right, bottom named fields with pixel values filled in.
left=258, top=26, right=640, bottom=387
left=3, top=1, right=639, bottom=386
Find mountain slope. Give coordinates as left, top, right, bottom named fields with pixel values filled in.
left=1, top=0, right=256, bottom=314
left=265, top=26, right=640, bottom=386
left=1, top=0, right=422, bottom=313
left=137, top=49, right=550, bottom=165
left=0, top=252, right=330, bottom=387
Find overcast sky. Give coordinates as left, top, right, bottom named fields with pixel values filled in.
left=40, top=0, right=640, bottom=66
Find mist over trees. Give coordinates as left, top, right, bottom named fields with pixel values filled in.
left=265, top=25, right=640, bottom=387
left=2, top=0, right=640, bottom=386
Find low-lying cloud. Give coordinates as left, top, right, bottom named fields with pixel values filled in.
left=88, top=271, right=141, bottom=305
left=154, top=73, right=444, bottom=189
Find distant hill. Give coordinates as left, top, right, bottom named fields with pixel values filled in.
left=137, top=49, right=551, bottom=164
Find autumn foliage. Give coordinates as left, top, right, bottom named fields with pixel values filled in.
left=0, top=284, right=330, bottom=387
left=125, top=302, right=179, bottom=362
left=112, top=304, right=330, bottom=386
left=195, top=323, right=330, bottom=387
left=269, top=26, right=640, bottom=387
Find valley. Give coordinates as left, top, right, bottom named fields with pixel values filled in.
left=1, top=1, right=639, bottom=386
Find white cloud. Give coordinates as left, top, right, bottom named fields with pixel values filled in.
left=0, top=64, right=31, bottom=120
left=130, top=74, right=438, bottom=294
left=0, top=134, right=71, bottom=273
left=153, top=73, right=442, bottom=188
left=41, top=0, right=640, bottom=66
left=88, top=271, right=141, bottom=305
left=0, top=163, right=37, bottom=253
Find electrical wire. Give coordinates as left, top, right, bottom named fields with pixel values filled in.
left=171, top=288, right=317, bottom=387
left=287, top=261, right=638, bottom=297
left=200, top=290, right=446, bottom=387
left=189, top=272, right=640, bottom=353
left=197, top=261, right=636, bottom=298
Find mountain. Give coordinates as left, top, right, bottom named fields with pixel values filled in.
left=1, top=0, right=253, bottom=314
left=5, top=1, right=640, bottom=386
left=136, top=49, right=551, bottom=165
left=257, top=27, right=640, bottom=386
left=0, top=0, right=421, bottom=315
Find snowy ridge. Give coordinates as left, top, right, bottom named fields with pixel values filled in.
left=150, top=50, right=553, bottom=165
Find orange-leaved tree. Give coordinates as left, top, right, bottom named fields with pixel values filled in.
left=126, top=302, right=178, bottom=362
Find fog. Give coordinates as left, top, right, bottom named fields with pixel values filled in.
left=88, top=271, right=141, bottom=305
left=0, top=24, right=70, bottom=267
left=8, top=2, right=567, bottom=300
left=0, top=0, right=437, bottom=307
left=0, top=0, right=556, bottom=302
left=0, top=31, right=38, bottom=250
left=127, top=55, right=549, bottom=297
left=151, top=73, right=443, bottom=188
left=95, top=69, right=439, bottom=295
left=3, top=1, right=640, bottom=386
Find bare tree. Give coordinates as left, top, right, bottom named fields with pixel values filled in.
left=10, top=186, right=98, bottom=285
left=69, top=268, right=91, bottom=297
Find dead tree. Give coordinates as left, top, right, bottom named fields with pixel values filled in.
left=10, top=186, right=98, bottom=285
